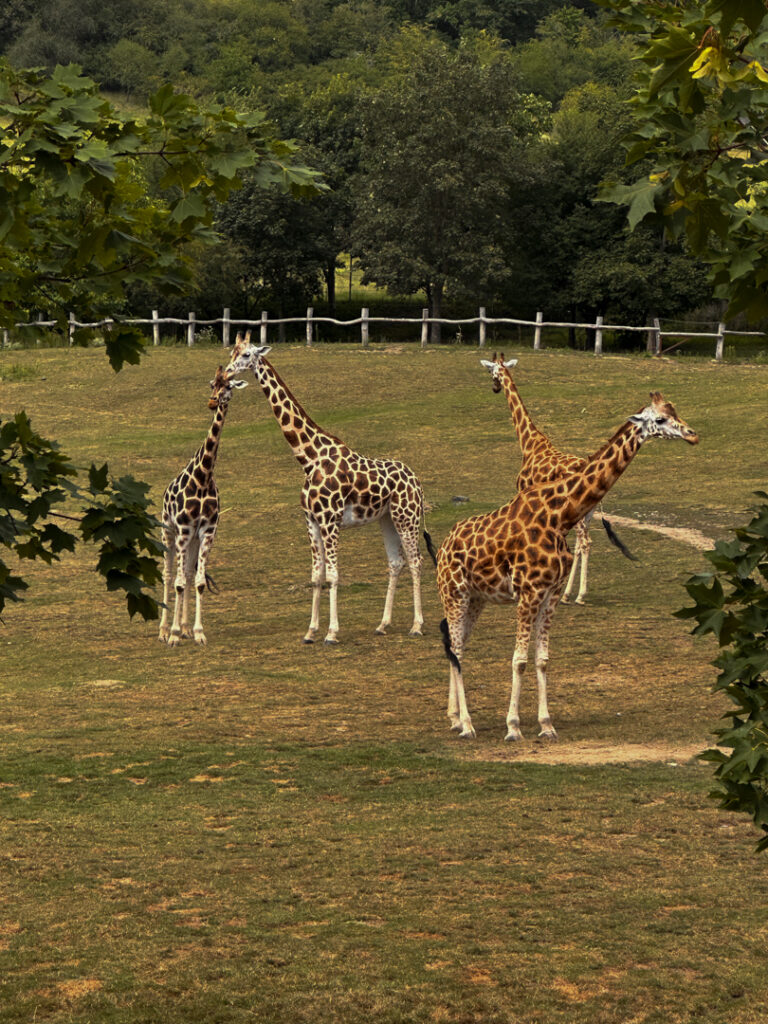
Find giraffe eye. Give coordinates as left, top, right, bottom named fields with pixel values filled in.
left=654, top=416, right=666, bottom=424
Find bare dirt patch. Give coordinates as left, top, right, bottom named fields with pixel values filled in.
left=606, top=515, right=713, bottom=552
left=458, top=740, right=706, bottom=766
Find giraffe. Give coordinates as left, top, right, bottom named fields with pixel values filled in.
left=480, top=352, right=636, bottom=604
left=437, top=391, right=699, bottom=741
left=224, top=333, right=437, bottom=644
left=158, top=365, right=247, bottom=647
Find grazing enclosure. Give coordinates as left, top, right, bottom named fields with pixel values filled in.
left=1, top=343, right=768, bottom=1023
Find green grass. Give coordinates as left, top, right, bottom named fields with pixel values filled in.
left=1, top=343, right=768, bottom=1022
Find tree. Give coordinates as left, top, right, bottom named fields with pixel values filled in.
left=0, top=61, right=324, bottom=618
left=597, top=0, right=768, bottom=320
left=216, top=180, right=329, bottom=336
left=352, top=28, right=548, bottom=341
left=676, top=496, right=768, bottom=852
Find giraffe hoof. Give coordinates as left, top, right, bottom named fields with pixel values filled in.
left=538, top=723, right=558, bottom=740
left=409, top=628, right=424, bottom=637
left=449, top=720, right=463, bottom=732
left=374, top=626, right=387, bottom=635
left=458, top=726, right=476, bottom=740
left=504, top=728, right=524, bottom=742
left=574, top=598, right=586, bottom=606
left=324, top=636, right=339, bottom=646
left=303, top=636, right=315, bottom=645
left=158, top=632, right=170, bottom=644
left=181, top=628, right=194, bottom=640
left=194, top=632, right=207, bottom=646
left=167, top=635, right=181, bottom=648
left=560, top=595, right=570, bottom=605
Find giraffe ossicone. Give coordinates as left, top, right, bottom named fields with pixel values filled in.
left=225, top=333, right=437, bottom=644
left=158, top=364, right=247, bottom=647
left=437, top=390, right=699, bottom=742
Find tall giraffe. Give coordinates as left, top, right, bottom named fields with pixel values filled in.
left=437, top=391, right=699, bottom=741
left=158, top=365, right=247, bottom=647
left=480, top=352, right=635, bottom=604
left=225, top=333, right=437, bottom=644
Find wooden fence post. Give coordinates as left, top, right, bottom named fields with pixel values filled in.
left=594, top=314, right=603, bottom=355
left=260, top=310, right=268, bottom=346
left=68, top=311, right=76, bottom=346
left=306, top=307, right=313, bottom=347
left=222, top=307, right=231, bottom=347
left=478, top=306, right=487, bottom=348
left=421, top=308, right=429, bottom=347
left=361, top=307, right=369, bottom=347
left=715, top=321, right=725, bottom=362
left=187, top=312, right=196, bottom=347
left=653, top=317, right=661, bottom=356
left=152, top=309, right=160, bottom=347
left=533, top=311, right=543, bottom=350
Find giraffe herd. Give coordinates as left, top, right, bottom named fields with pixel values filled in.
left=159, top=333, right=700, bottom=742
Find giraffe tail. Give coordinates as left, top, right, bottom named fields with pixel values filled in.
left=205, top=572, right=220, bottom=594
left=601, top=516, right=639, bottom=562
left=424, top=529, right=438, bottom=566
left=440, top=618, right=461, bottom=672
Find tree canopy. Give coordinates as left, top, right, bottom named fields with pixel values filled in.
left=0, top=61, right=324, bottom=619
left=598, top=0, right=768, bottom=320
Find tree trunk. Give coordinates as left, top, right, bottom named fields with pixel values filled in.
left=325, top=261, right=336, bottom=317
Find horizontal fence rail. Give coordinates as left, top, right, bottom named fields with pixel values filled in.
left=3, top=306, right=765, bottom=362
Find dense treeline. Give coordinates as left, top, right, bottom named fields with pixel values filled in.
left=1, top=0, right=713, bottom=339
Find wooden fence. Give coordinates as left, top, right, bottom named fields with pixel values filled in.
left=3, top=306, right=765, bottom=361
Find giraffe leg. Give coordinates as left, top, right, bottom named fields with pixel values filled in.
left=192, top=522, right=217, bottom=645
left=322, top=521, right=341, bottom=644
left=398, top=521, right=425, bottom=636
left=304, top=515, right=326, bottom=644
left=443, top=602, right=477, bottom=738
left=168, top=531, right=191, bottom=647
left=574, top=527, right=592, bottom=605
left=533, top=586, right=563, bottom=739
left=448, top=599, right=482, bottom=733
left=158, top=524, right=175, bottom=643
left=561, top=521, right=586, bottom=604
left=506, top=594, right=539, bottom=741
left=375, top=514, right=405, bottom=635
left=180, top=535, right=200, bottom=640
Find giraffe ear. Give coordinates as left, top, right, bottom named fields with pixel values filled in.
left=480, top=359, right=495, bottom=370
left=255, top=345, right=272, bottom=357
left=503, top=358, right=518, bottom=368
left=232, top=379, right=248, bottom=390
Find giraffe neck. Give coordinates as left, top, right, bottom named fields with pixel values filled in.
left=254, top=358, right=340, bottom=468
left=193, top=402, right=228, bottom=478
left=499, top=371, right=547, bottom=456
left=555, top=420, right=645, bottom=531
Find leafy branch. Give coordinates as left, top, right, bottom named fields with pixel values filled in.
left=676, top=494, right=768, bottom=852
left=0, top=412, right=163, bottom=621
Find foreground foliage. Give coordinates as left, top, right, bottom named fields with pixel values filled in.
left=599, top=0, right=768, bottom=320
left=0, top=61, right=323, bottom=620
left=0, top=412, right=162, bottom=618
left=677, top=495, right=768, bottom=851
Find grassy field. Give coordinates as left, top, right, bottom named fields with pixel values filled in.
left=1, top=342, right=767, bottom=1023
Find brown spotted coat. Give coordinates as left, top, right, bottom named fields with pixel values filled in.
left=225, top=336, right=431, bottom=644
left=438, top=393, right=699, bottom=741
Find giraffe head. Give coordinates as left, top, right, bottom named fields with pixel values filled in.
left=208, top=365, right=247, bottom=410
left=628, top=391, right=699, bottom=445
left=225, top=331, right=272, bottom=378
left=480, top=352, right=518, bottom=393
